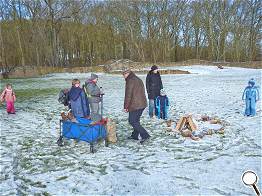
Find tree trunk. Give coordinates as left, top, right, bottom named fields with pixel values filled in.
left=36, top=46, right=40, bottom=67
left=0, top=24, right=6, bottom=67
left=16, top=25, right=25, bottom=67
left=195, top=29, right=200, bottom=59
left=90, top=41, right=94, bottom=67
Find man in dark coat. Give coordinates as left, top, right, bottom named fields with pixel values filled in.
left=123, top=69, right=150, bottom=144
left=146, top=65, right=163, bottom=118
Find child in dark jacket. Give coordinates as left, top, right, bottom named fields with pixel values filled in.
left=68, top=79, right=90, bottom=118
left=155, top=89, right=169, bottom=120
left=242, top=78, right=260, bottom=117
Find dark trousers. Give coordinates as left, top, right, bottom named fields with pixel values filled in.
left=128, top=108, right=150, bottom=140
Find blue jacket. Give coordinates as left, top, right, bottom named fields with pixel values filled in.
left=155, top=95, right=169, bottom=119
left=242, top=79, right=260, bottom=116
left=242, top=86, right=260, bottom=101
left=69, top=87, right=90, bottom=118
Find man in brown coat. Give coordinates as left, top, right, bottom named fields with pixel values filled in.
left=123, top=69, right=150, bottom=144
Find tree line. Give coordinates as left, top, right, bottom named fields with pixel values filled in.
left=0, top=0, right=261, bottom=71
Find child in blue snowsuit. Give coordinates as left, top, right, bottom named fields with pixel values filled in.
left=242, top=78, right=260, bottom=117
left=155, top=89, right=169, bottom=120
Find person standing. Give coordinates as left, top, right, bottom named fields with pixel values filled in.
left=68, top=79, right=90, bottom=118
left=146, top=65, right=163, bottom=118
left=84, top=73, right=102, bottom=121
left=123, top=68, right=150, bottom=144
left=242, top=78, right=260, bottom=116
left=0, top=83, right=16, bottom=114
left=155, top=89, right=169, bottom=120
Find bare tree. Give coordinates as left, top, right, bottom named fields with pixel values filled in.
left=0, top=0, right=260, bottom=75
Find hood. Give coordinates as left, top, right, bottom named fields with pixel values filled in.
left=68, top=86, right=82, bottom=101
left=248, top=79, right=255, bottom=87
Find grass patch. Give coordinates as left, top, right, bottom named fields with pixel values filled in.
left=15, top=88, right=59, bottom=102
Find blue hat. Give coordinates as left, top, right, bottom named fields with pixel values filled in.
left=160, top=89, right=166, bottom=96
left=248, top=78, right=255, bottom=86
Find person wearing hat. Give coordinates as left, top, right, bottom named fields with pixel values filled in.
left=155, top=89, right=169, bottom=120
left=146, top=65, right=163, bottom=118
left=122, top=68, right=150, bottom=144
left=242, top=78, right=260, bottom=116
left=84, top=73, right=102, bottom=121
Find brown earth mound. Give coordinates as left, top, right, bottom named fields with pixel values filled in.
left=101, top=59, right=191, bottom=74
left=110, top=69, right=190, bottom=75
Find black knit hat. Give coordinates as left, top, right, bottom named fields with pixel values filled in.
left=151, top=65, right=158, bottom=71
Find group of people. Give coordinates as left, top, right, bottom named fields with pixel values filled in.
left=60, top=65, right=168, bottom=144
left=0, top=66, right=260, bottom=145
left=122, top=65, right=169, bottom=144
left=146, top=65, right=169, bottom=120
left=66, top=73, right=103, bottom=122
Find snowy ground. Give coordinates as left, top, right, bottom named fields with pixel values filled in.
left=0, top=65, right=261, bottom=195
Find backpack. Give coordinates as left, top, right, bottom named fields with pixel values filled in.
left=58, top=89, right=69, bottom=106
left=82, top=84, right=91, bottom=98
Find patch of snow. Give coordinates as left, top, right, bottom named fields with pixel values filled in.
left=0, top=66, right=261, bottom=195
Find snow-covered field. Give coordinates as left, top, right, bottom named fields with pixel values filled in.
left=0, top=65, right=261, bottom=195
